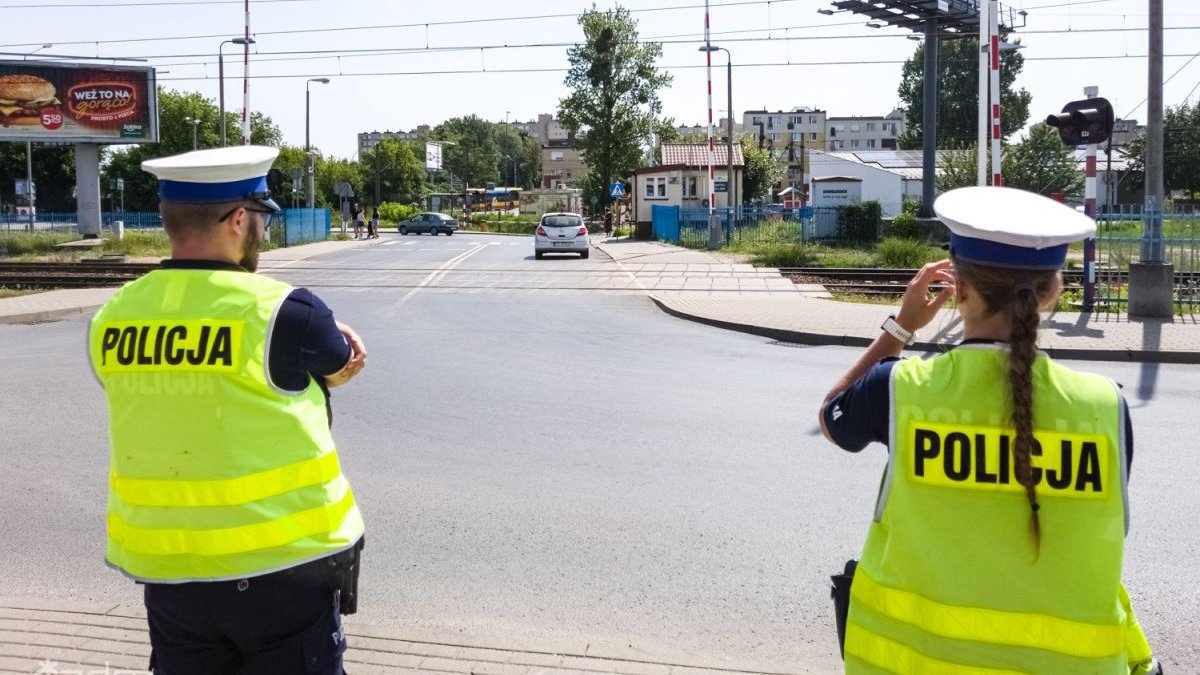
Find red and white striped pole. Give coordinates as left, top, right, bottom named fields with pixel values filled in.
left=704, top=1, right=718, bottom=249
left=989, top=0, right=1002, bottom=185
left=1083, top=85, right=1099, bottom=310
left=241, top=0, right=251, bottom=145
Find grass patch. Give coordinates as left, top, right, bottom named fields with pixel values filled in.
left=0, top=231, right=78, bottom=257
left=875, top=237, right=945, bottom=268
left=0, top=288, right=38, bottom=299
left=98, top=230, right=171, bottom=257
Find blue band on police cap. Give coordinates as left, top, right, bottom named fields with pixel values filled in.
left=949, top=233, right=1068, bottom=270
left=159, top=176, right=268, bottom=203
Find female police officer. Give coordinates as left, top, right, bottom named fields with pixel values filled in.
left=818, top=187, right=1160, bottom=674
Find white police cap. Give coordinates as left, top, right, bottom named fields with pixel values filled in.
left=934, top=186, right=1095, bottom=270
left=142, top=145, right=281, bottom=212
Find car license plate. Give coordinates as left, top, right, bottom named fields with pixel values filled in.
left=552, top=241, right=572, bottom=247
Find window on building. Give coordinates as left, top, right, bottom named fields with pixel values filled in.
left=768, top=133, right=778, bottom=141
left=851, top=140, right=861, bottom=148
left=867, top=139, right=876, bottom=148
left=657, top=177, right=667, bottom=197
left=837, top=141, right=845, bottom=149
left=810, top=132, right=818, bottom=141
left=645, top=179, right=655, bottom=198
left=792, top=132, right=803, bottom=142
left=686, top=176, right=698, bottom=198
left=867, top=123, right=876, bottom=131
left=851, top=124, right=861, bottom=132
left=810, top=116, right=818, bottom=124
left=789, top=116, right=802, bottom=125
left=752, top=116, right=761, bottom=125
left=550, top=151, right=564, bottom=161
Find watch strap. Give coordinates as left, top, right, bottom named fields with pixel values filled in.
left=880, top=315, right=915, bottom=345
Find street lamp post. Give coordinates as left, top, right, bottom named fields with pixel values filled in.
left=23, top=45, right=51, bottom=232
left=219, top=37, right=255, bottom=147
left=305, top=78, right=330, bottom=208
left=698, top=45, right=735, bottom=214
left=184, top=116, right=201, bottom=150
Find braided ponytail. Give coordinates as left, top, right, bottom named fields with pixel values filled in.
left=1008, top=285, right=1043, bottom=551
left=952, top=259, right=1059, bottom=554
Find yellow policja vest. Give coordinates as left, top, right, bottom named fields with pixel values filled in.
left=845, top=344, right=1151, bottom=675
left=89, top=268, right=364, bottom=583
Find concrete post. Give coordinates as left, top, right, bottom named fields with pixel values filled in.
left=75, top=143, right=103, bottom=239
left=919, top=19, right=939, bottom=218
left=1129, top=0, right=1172, bottom=317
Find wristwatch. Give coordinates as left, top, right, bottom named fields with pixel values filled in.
left=880, top=315, right=916, bottom=345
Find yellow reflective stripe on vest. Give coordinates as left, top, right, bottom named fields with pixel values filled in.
left=852, top=568, right=1124, bottom=659
left=108, top=484, right=356, bottom=557
left=110, top=451, right=343, bottom=507
left=845, top=624, right=1025, bottom=675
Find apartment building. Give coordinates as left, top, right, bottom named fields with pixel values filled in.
left=741, top=108, right=827, bottom=190
left=356, top=125, right=431, bottom=155
left=825, top=109, right=906, bottom=152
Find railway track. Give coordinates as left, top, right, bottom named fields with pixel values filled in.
left=0, top=260, right=158, bottom=289
left=779, top=267, right=1200, bottom=297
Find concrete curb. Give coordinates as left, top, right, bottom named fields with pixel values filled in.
left=649, top=296, right=1200, bottom=365
left=0, top=303, right=107, bottom=326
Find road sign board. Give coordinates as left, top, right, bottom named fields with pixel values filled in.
left=609, top=182, right=625, bottom=198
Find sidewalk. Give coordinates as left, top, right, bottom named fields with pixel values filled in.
left=0, top=597, right=802, bottom=675
left=592, top=238, right=1200, bottom=365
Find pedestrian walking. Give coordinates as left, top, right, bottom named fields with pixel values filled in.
left=89, top=145, right=367, bottom=675
left=604, top=210, right=613, bottom=237
left=818, top=186, right=1161, bottom=675
left=351, top=201, right=364, bottom=239
left=369, top=206, right=380, bottom=239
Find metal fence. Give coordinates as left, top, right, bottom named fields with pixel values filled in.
left=1094, top=206, right=1200, bottom=314
left=660, top=205, right=846, bottom=247
left=1, top=212, right=163, bottom=232
left=1, top=209, right=329, bottom=249
left=277, top=208, right=329, bottom=247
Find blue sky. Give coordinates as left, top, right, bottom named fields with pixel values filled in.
left=3, top=0, right=1195, bottom=159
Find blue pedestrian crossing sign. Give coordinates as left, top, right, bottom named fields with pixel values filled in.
left=609, top=182, right=626, bottom=198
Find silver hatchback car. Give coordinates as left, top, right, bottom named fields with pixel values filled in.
left=534, top=212, right=589, bottom=259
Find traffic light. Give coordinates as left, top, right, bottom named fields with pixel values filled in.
left=1045, top=97, right=1115, bottom=146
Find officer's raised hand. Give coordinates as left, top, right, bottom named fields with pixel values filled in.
left=894, top=259, right=956, bottom=335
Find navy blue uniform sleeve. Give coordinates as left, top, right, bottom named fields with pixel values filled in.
left=267, top=289, right=351, bottom=392
left=822, top=359, right=897, bottom=452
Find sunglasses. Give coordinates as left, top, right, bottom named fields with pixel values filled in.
left=218, top=204, right=274, bottom=223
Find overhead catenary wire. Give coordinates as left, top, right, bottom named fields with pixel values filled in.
left=0, top=0, right=805, bottom=49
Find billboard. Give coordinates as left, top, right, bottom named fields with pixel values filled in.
left=425, top=142, right=442, bottom=171
left=0, top=60, right=158, bottom=143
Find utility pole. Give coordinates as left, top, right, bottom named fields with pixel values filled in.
left=1128, top=0, right=1172, bottom=317
left=919, top=19, right=939, bottom=217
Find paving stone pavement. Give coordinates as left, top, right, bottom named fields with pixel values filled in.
left=0, top=597, right=798, bottom=675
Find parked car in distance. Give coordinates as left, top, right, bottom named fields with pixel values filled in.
left=534, top=212, right=589, bottom=259
left=398, top=212, right=457, bottom=236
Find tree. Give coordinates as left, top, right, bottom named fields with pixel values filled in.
left=102, top=88, right=282, bottom=211
left=1003, top=123, right=1082, bottom=196
left=360, top=138, right=425, bottom=206
left=432, top=115, right=501, bottom=188
left=493, top=124, right=541, bottom=189
left=557, top=5, right=672, bottom=208
left=0, top=143, right=77, bottom=212
left=936, top=126, right=1082, bottom=197
left=1125, top=100, right=1200, bottom=197
left=898, top=38, right=1031, bottom=149
left=741, top=139, right=783, bottom=203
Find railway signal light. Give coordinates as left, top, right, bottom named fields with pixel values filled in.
left=1045, top=97, right=1114, bottom=146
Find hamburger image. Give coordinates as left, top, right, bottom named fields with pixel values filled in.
left=0, top=74, right=61, bottom=127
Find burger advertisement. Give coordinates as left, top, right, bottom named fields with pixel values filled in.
left=0, top=61, right=157, bottom=143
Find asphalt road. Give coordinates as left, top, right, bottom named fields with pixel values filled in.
left=2, top=232, right=1196, bottom=672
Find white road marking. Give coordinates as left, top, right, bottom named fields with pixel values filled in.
left=387, top=243, right=495, bottom=311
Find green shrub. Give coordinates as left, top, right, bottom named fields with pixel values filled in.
left=836, top=201, right=883, bottom=243
left=874, top=237, right=942, bottom=268
left=888, top=211, right=925, bottom=240
left=377, top=203, right=418, bottom=224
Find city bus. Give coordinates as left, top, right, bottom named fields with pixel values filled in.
left=465, top=187, right=522, bottom=213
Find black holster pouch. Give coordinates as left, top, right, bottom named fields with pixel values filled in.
left=830, top=559, right=857, bottom=659
left=325, top=537, right=365, bottom=615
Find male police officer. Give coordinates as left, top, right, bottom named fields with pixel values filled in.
left=89, top=146, right=366, bottom=675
